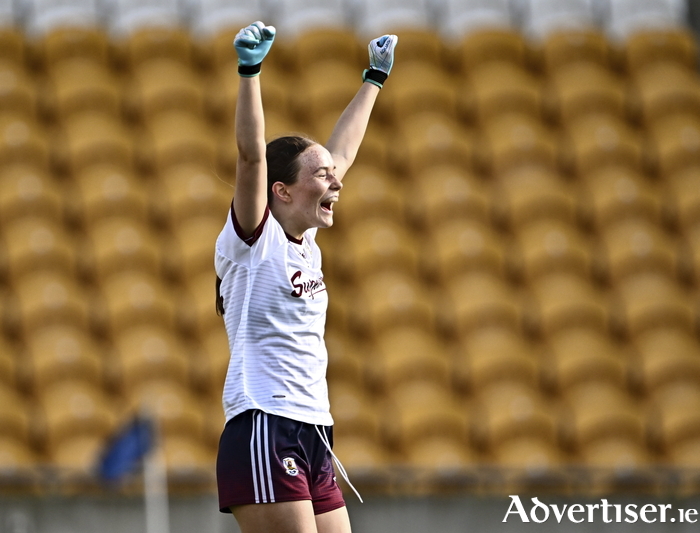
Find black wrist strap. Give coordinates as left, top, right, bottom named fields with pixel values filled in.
left=362, top=68, right=388, bottom=88
left=238, top=62, right=262, bottom=77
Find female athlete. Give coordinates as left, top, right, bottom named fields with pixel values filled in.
left=214, top=20, right=397, bottom=533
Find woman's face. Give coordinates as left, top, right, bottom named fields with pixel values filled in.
left=285, top=144, right=343, bottom=233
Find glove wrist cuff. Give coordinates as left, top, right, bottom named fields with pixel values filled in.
left=362, top=68, right=388, bottom=88
left=238, top=62, right=262, bottom=77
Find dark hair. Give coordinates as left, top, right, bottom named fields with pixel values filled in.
left=265, top=135, right=317, bottom=204
left=215, top=135, right=317, bottom=317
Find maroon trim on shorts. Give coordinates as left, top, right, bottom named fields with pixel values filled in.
left=216, top=410, right=346, bottom=515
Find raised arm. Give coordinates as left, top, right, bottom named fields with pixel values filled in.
left=325, top=34, right=398, bottom=180
left=232, top=22, right=276, bottom=237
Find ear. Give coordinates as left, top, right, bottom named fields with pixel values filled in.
left=271, top=181, right=292, bottom=203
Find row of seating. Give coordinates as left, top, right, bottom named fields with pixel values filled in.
left=3, top=0, right=689, bottom=45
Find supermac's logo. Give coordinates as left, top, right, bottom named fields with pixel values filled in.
left=289, top=270, right=326, bottom=299
left=282, top=457, right=299, bottom=476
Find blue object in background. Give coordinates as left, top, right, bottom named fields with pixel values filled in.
left=98, top=416, right=154, bottom=482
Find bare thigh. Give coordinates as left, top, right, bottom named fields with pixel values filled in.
left=315, top=506, right=352, bottom=533
left=231, top=501, right=317, bottom=533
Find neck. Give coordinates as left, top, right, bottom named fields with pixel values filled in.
left=271, top=205, right=307, bottom=241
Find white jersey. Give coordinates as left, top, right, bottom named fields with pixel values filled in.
left=215, top=205, right=333, bottom=426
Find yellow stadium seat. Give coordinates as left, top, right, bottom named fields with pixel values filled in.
left=325, top=330, right=365, bottom=389
left=579, top=438, right=654, bottom=493
left=128, top=380, right=205, bottom=441
left=366, top=326, right=451, bottom=393
left=330, top=164, right=406, bottom=231
left=36, top=380, right=118, bottom=452
left=456, top=28, right=527, bottom=71
left=561, top=113, right=643, bottom=176
left=667, top=166, right=700, bottom=231
left=511, top=219, right=592, bottom=282
left=598, top=219, right=678, bottom=283
left=71, top=164, right=149, bottom=226
left=391, top=112, right=474, bottom=175
left=0, top=337, right=17, bottom=389
left=328, top=382, right=382, bottom=444
left=647, top=113, right=700, bottom=178
left=648, top=382, right=700, bottom=454
left=561, top=382, right=644, bottom=451
left=453, top=326, right=539, bottom=394
left=540, top=29, right=610, bottom=72
left=294, top=60, right=363, bottom=122
left=124, top=26, right=192, bottom=68
left=46, top=58, right=120, bottom=120
left=0, top=385, right=32, bottom=446
left=632, top=328, right=700, bottom=395
left=113, top=325, right=191, bottom=394
left=1, top=216, right=75, bottom=282
left=528, top=273, right=610, bottom=337
left=287, top=28, right=362, bottom=71
left=163, top=434, right=216, bottom=487
left=458, top=61, right=542, bottom=125
left=125, top=58, right=205, bottom=121
left=623, top=28, right=698, bottom=73
left=545, top=328, right=626, bottom=393
left=422, top=219, right=507, bottom=284
left=54, top=112, right=134, bottom=175
left=478, top=113, right=558, bottom=176
left=165, top=216, right=223, bottom=282
left=350, top=271, right=436, bottom=338
left=443, top=272, right=521, bottom=337
left=545, top=61, right=626, bottom=125
left=473, top=382, right=557, bottom=452
left=10, top=271, right=91, bottom=337
left=0, top=164, right=62, bottom=227
left=331, top=434, right=392, bottom=474
left=578, top=166, right=662, bottom=230
left=409, top=164, right=490, bottom=230
left=96, top=270, right=177, bottom=338
left=152, top=163, right=230, bottom=228
left=0, top=437, right=39, bottom=480
left=335, top=218, right=420, bottom=281
left=178, top=272, right=224, bottom=340
left=197, top=326, right=229, bottom=393
left=143, top=111, right=218, bottom=173
left=629, top=62, right=700, bottom=126
left=50, top=434, right=108, bottom=474
left=85, top=217, right=162, bottom=283
left=383, top=381, right=469, bottom=454
left=0, top=114, right=50, bottom=170
left=491, top=166, right=576, bottom=229
left=378, top=61, right=457, bottom=122
left=0, top=60, right=38, bottom=120
left=40, top=26, right=109, bottom=66
left=0, top=27, right=25, bottom=65
left=24, top=325, right=103, bottom=393
left=614, top=273, right=694, bottom=338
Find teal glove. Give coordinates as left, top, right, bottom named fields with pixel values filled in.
left=363, top=34, right=398, bottom=89
left=234, top=21, right=276, bottom=77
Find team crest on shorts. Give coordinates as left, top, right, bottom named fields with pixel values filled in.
left=282, top=457, right=299, bottom=476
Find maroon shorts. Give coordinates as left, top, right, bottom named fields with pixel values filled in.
left=216, top=409, right=346, bottom=515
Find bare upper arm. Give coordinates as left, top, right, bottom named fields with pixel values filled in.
left=232, top=156, right=268, bottom=237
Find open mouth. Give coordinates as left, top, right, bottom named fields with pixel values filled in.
left=320, top=201, right=333, bottom=213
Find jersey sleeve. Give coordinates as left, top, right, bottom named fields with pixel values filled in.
left=215, top=202, right=287, bottom=274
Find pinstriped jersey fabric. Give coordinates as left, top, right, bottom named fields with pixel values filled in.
left=215, top=205, right=333, bottom=427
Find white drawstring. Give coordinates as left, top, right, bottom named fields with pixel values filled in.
left=315, top=425, right=363, bottom=503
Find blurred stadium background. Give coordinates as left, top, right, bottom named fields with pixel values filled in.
left=2, top=0, right=700, bottom=531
